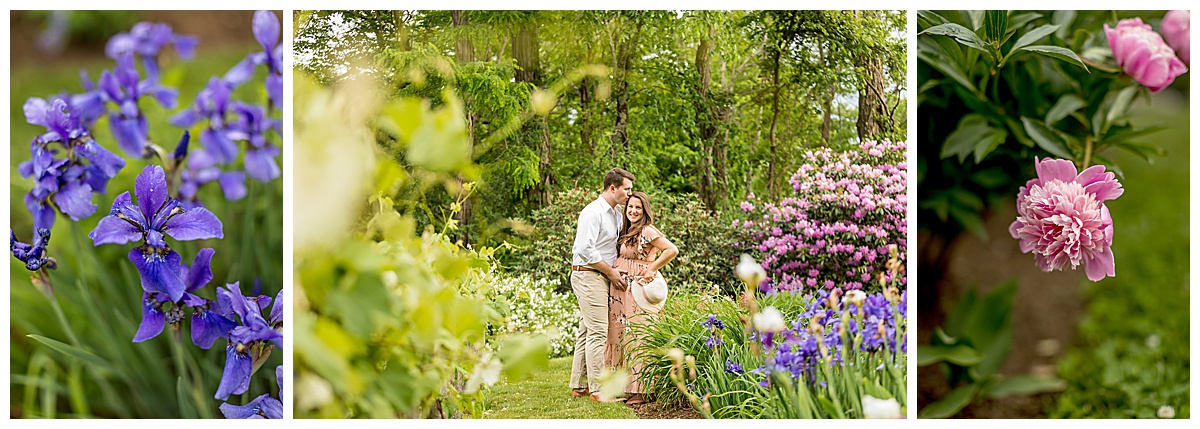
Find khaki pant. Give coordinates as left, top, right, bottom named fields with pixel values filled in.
left=569, top=270, right=609, bottom=393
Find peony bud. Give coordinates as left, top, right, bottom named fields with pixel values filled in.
left=1105, top=18, right=1188, bottom=92
left=1160, top=11, right=1189, bottom=64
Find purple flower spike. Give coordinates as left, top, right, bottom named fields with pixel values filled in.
left=253, top=11, right=280, bottom=55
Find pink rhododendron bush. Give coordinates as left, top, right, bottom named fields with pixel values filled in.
left=740, top=140, right=906, bottom=293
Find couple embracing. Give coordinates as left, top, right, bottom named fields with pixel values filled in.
left=568, top=168, right=678, bottom=405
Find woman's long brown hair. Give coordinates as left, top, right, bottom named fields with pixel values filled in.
left=619, top=191, right=654, bottom=250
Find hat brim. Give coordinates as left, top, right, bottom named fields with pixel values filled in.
left=631, top=276, right=666, bottom=313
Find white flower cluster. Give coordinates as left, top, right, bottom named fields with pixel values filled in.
left=489, top=274, right=580, bottom=357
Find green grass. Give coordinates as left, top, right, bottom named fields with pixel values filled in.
left=1050, top=95, right=1190, bottom=418
left=481, top=357, right=637, bottom=419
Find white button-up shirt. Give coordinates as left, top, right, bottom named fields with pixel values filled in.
left=572, top=196, right=623, bottom=267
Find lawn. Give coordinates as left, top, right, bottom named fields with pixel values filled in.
left=482, top=357, right=637, bottom=419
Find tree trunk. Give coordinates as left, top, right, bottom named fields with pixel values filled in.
left=393, top=11, right=411, bottom=51
left=694, top=26, right=725, bottom=213
left=766, top=51, right=781, bottom=200
left=452, top=10, right=474, bottom=246
left=609, top=17, right=642, bottom=168
left=451, top=11, right=475, bottom=63
left=578, top=76, right=595, bottom=159
left=856, top=54, right=889, bottom=141
left=514, top=23, right=539, bottom=83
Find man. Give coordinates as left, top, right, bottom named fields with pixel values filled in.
left=568, top=167, right=633, bottom=402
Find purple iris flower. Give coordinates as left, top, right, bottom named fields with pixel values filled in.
left=725, top=359, right=745, bottom=375
left=105, top=21, right=198, bottom=82
left=227, top=102, right=281, bottom=182
left=225, top=11, right=282, bottom=109
left=20, top=97, right=126, bottom=230
left=97, top=53, right=179, bottom=156
left=171, top=76, right=240, bottom=163
left=132, top=248, right=237, bottom=348
left=89, top=165, right=223, bottom=302
left=179, top=148, right=247, bottom=209
left=11, top=229, right=56, bottom=271
left=215, top=283, right=283, bottom=400
left=220, top=365, right=283, bottom=419
left=700, top=314, right=726, bottom=330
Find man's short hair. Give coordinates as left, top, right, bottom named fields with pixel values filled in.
left=603, top=168, right=635, bottom=191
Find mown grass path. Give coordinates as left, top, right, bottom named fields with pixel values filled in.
left=482, top=357, right=636, bottom=419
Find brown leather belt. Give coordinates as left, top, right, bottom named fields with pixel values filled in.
left=572, top=265, right=597, bottom=272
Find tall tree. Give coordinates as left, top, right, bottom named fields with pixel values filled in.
left=452, top=10, right=476, bottom=245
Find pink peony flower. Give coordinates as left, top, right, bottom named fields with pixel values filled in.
left=1105, top=18, right=1188, bottom=92
left=1009, top=158, right=1124, bottom=281
left=1160, top=11, right=1189, bottom=64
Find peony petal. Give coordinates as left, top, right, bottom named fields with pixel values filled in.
left=1084, top=247, right=1116, bottom=281
left=1034, top=157, right=1078, bottom=183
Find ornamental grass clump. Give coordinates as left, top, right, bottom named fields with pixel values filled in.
left=740, top=140, right=907, bottom=292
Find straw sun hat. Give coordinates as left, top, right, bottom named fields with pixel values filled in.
left=631, top=275, right=668, bottom=313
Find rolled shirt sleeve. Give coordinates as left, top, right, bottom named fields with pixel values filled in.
left=573, top=207, right=602, bottom=266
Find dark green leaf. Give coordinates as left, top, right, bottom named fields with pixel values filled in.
left=942, top=114, right=1005, bottom=163
left=1104, top=85, right=1139, bottom=132
left=1044, top=94, right=1085, bottom=125
left=26, top=335, right=115, bottom=373
left=949, top=205, right=988, bottom=240
left=919, top=384, right=979, bottom=418
left=921, top=23, right=988, bottom=52
left=1051, top=10, right=1076, bottom=39
left=1006, top=12, right=1042, bottom=32
left=1113, top=141, right=1166, bottom=162
left=1021, top=45, right=1089, bottom=71
left=982, top=11, right=1009, bottom=42
left=1010, top=25, right=1060, bottom=55
left=919, top=51, right=978, bottom=93
left=1021, top=116, right=1074, bottom=159
left=917, top=344, right=984, bottom=366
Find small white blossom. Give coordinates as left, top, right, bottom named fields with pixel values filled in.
left=736, top=254, right=766, bottom=287
left=753, top=307, right=787, bottom=333
left=862, top=395, right=902, bottom=418
left=1158, top=405, right=1175, bottom=419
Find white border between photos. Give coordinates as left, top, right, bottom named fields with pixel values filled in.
left=1, top=1, right=1197, bottom=427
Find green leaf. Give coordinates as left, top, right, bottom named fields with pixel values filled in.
left=919, top=384, right=979, bottom=418
left=920, top=23, right=988, bottom=52
left=1044, top=94, right=1085, bottom=125
left=1021, top=116, right=1074, bottom=159
left=1006, top=12, right=1042, bottom=32
left=1104, top=85, right=1139, bottom=132
left=497, top=334, right=550, bottom=380
left=1112, top=141, right=1166, bottom=162
left=986, top=375, right=1067, bottom=398
left=1051, top=10, right=1076, bottom=39
left=1101, top=124, right=1167, bottom=144
left=949, top=205, right=988, bottom=241
left=26, top=335, right=115, bottom=373
left=917, top=344, right=984, bottom=366
left=942, top=114, right=1006, bottom=163
left=934, top=327, right=959, bottom=345
left=1021, top=45, right=1089, bottom=71
left=1009, top=25, right=1060, bottom=55
left=918, top=51, right=977, bottom=94
left=982, top=11, right=1009, bottom=42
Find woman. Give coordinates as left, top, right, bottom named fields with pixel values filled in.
left=605, top=191, right=677, bottom=405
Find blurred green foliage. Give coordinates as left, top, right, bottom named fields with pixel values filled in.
left=293, top=74, right=549, bottom=418
left=9, top=36, right=281, bottom=418
left=1049, top=103, right=1189, bottom=418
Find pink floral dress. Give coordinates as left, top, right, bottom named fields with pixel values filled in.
left=604, top=225, right=664, bottom=395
